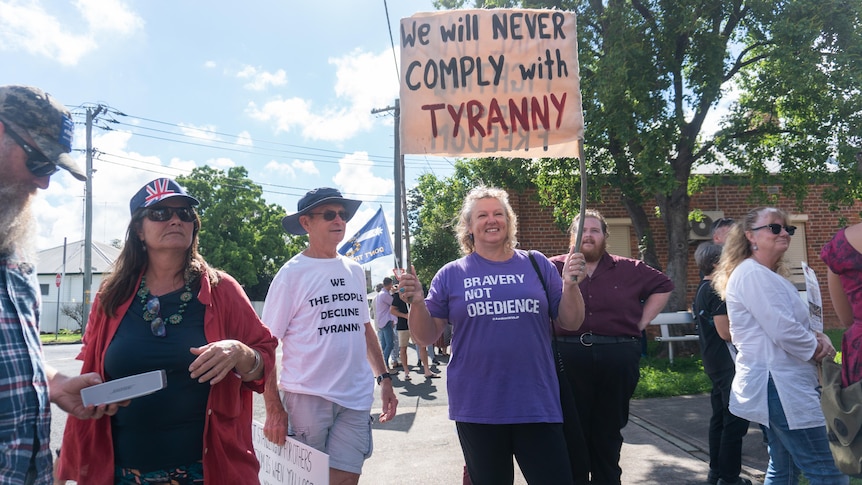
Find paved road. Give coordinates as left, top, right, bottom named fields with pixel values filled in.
left=45, top=344, right=769, bottom=484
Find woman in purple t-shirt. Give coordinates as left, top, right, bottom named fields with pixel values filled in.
left=397, top=186, right=586, bottom=484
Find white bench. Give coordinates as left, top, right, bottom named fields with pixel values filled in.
left=649, top=311, right=698, bottom=364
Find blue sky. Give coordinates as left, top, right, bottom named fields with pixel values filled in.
left=3, top=0, right=453, bottom=279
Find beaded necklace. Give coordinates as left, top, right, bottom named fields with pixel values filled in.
left=138, top=276, right=193, bottom=326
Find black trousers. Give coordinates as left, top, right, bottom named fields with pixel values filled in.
left=557, top=339, right=641, bottom=485
left=707, top=367, right=750, bottom=482
left=457, top=421, right=573, bottom=485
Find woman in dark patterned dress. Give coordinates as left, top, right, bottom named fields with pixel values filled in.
left=821, top=224, right=862, bottom=386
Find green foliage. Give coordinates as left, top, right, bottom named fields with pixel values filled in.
left=408, top=159, right=530, bottom=283
left=176, top=166, right=304, bottom=300
left=634, top=356, right=712, bottom=399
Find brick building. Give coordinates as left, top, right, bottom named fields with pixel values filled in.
left=510, top=181, right=862, bottom=330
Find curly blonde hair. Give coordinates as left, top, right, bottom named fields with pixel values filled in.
left=454, top=186, right=518, bottom=255
left=711, top=207, right=791, bottom=298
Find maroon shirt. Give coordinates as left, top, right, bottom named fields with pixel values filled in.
left=550, top=252, right=674, bottom=338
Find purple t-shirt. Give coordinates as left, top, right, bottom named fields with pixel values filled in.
left=425, top=250, right=563, bottom=424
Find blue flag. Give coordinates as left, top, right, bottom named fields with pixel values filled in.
left=338, top=207, right=393, bottom=264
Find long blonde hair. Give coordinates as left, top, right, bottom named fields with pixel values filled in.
left=455, top=186, right=518, bottom=255
left=712, top=207, right=791, bottom=298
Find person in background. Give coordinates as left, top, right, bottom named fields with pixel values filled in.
left=712, top=217, right=735, bottom=245
left=398, top=185, right=586, bottom=484
left=821, top=221, right=862, bottom=387
left=375, top=278, right=397, bottom=372
left=550, top=209, right=673, bottom=484
left=262, top=187, right=397, bottom=485
left=58, top=178, right=277, bottom=484
left=0, top=84, right=126, bottom=484
left=693, top=242, right=751, bottom=485
left=392, top=284, right=440, bottom=379
left=712, top=207, right=846, bottom=485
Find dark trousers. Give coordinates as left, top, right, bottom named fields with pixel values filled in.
left=557, top=339, right=641, bottom=485
left=707, top=367, right=749, bottom=483
left=457, top=422, right=573, bottom=485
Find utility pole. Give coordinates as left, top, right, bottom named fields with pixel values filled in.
left=82, top=105, right=103, bottom=329
left=372, top=100, right=409, bottom=269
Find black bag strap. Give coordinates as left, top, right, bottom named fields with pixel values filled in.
left=528, top=251, right=565, bottom=373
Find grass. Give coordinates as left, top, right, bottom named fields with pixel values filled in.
left=635, top=328, right=847, bottom=399
left=40, top=331, right=82, bottom=345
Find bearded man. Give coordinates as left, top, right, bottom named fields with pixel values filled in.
left=0, top=85, right=123, bottom=484
left=550, top=209, right=673, bottom=485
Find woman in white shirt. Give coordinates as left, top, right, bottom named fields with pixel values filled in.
left=712, top=207, right=846, bottom=485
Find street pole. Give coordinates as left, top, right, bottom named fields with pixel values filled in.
left=371, top=100, right=403, bottom=270
left=82, top=105, right=103, bottom=329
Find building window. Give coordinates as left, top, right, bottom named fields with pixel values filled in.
left=606, top=218, right=633, bottom=259
left=785, top=215, right=808, bottom=290
left=40, top=284, right=49, bottom=296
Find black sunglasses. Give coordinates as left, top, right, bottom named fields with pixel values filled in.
left=142, top=206, right=196, bottom=222
left=308, top=210, right=350, bottom=222
left=751, top=223, right=796, bottom=236
left=4, top=125, right=59, bottom=177
left=145, top=295, right=167, bottom=337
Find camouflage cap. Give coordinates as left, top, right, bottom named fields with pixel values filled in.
left=0, top=85, right=85, bottom=181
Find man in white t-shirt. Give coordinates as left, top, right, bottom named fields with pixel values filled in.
left=375, top=278, right=397, bottom=370
left=262, top=187, right=398, bottom=484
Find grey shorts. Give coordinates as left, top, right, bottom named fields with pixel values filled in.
left=283, top=391, right=373, bottom=474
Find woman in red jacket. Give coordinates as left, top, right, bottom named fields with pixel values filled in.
left=57, top=178, right=277, bottom=484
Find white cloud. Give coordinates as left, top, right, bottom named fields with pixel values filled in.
left=292, top=159, right=318, bottom=175
left=246, top=97, right=313, bottom=135
left=264, top=160, right=296, bottom=179
left=203, top=60, right=216, bottom=69
left=75, top=0, right=144, bottom=34
left=0, top=0, right=141, bottom=65
left=262, top=158, right=319, bottom=179
left=178, top=123, right=219, bottom=142
left=246, top=48, right=399, bottom=142
left=236, top=65, right=288, bottom=91
left=236, top=131, right=253, bottom=147
left=205, top=157, right=236, bottom=170
left=333, top=152, right=391, bottom=200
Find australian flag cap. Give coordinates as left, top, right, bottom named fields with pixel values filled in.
left=129, top=178, right=200, bottom=215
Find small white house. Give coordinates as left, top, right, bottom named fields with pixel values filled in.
left=36, top=240, right=120, bottom=334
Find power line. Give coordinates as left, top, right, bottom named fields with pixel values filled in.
left=93, top=150, right=397, bottom=202
left=94, top=108, right=452, bottom=169
left=383, top=0, right=400, bottom=84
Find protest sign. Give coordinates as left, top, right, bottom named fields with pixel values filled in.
left=400, top=9, right=583, bottom=157
left=253, top=420, right=329, bottom=485
left=801, top=261, right=823, bottom=332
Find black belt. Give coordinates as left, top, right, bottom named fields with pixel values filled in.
left=556, top=332, right=639, bottom=346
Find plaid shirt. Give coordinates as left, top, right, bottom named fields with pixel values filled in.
left=0, top=257, right=52, bottom=484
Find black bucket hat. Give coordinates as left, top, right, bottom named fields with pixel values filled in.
left=281, top=187, right=361, bottom=235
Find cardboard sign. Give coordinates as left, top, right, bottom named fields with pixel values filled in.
left=252, top=420, right=329, bottom=485
left=400, top=9, right=584, bottom=158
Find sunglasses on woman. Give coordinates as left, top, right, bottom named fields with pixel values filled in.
left=142, top=207, right=196, bottom=222
left=751, top=223, right=796, bottom=236
left=308, top=210, right=350, bottom=222
left=4, top=125, right=59, bottom=177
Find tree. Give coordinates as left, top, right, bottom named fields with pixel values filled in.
left=409, top=160, right=530, bottom=283
left=432, top=0, right=862, bottom=310
left=176, top=166, right=305, bottom=300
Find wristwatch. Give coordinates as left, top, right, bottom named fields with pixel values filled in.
left=376, top=372, right=392, bottom=385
